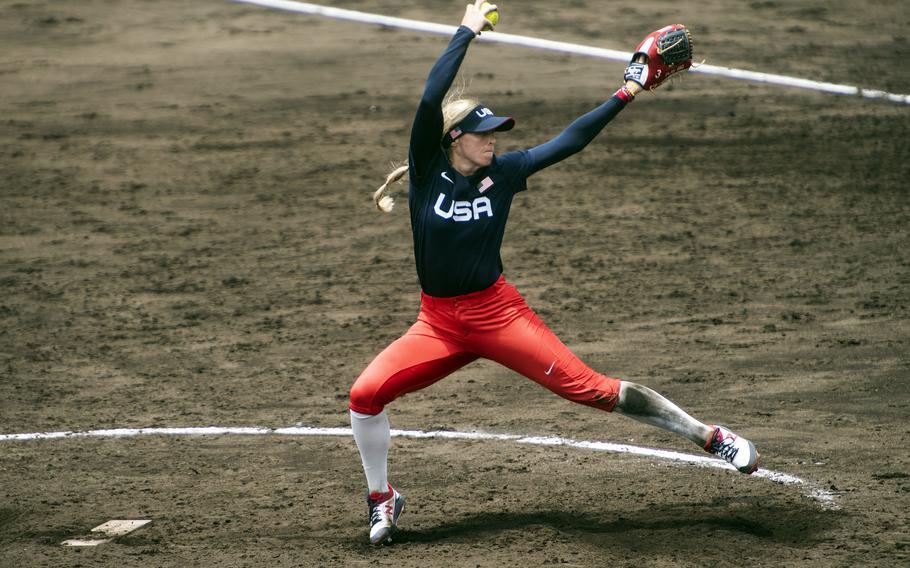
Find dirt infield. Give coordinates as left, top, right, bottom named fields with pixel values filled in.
left=1, top=0, right=908, bottom=566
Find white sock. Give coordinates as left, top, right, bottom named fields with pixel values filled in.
left=350, top=409, right=390, bottom=494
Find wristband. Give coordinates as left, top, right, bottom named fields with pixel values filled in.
left=613, top=85, right=636, bottom=103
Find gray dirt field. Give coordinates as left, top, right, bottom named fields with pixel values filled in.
left=1, top=0, right=908, bottom=566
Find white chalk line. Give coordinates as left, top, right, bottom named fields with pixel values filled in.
left=0, top=424, right=838, bottom=509
left=230, top=0, right=909, bottom=105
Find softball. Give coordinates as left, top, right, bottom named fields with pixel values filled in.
left=481, top=2, right=499, bottom=29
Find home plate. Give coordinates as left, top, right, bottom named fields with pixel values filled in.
left=61, top=519, right=152, bottom=546
left=92, top=519, right=152, bottom=536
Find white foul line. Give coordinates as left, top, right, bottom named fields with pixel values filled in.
left=230, top=0, right=909, bottom=105
left=0, top=424, right=838, bottom=509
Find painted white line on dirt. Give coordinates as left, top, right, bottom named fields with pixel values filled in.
left=230, top=0, right=910, bottom=105
left=61, top=538, right=111, bottom=547
left=1, top=424, right=838, bottom=509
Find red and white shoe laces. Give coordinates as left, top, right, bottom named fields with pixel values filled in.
left=705, top=425, right=760, bottom=474
left=367, top=484, right=405, bottom=545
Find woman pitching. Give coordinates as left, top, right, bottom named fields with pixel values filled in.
left=349, top=0, right=760, bottom=545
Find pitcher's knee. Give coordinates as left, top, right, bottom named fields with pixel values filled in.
left=349, top=379, right=383, bottom=415
left=566, top=374, right=621, bottom=412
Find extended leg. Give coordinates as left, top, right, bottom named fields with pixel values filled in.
left=615, top=381, right=760, bottom=474
left=614, top=381, right=712, bottom=446
left=462, top=282, right=759, bottom=474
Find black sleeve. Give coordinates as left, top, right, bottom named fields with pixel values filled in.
left=525, top=96, right=628, bottom=175
left=409, top=26, right=476, bottom=180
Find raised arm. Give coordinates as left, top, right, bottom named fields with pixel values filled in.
left=409, top=0, right=498, bottom=179
left=525, top=95, right=623, bottom=175
left=525, top=21, right=697, bottom=176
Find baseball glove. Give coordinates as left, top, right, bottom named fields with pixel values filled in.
left=624, top=24, right=694, bottom=90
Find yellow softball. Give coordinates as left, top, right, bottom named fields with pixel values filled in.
left=481, top=2, right=499, bottom=29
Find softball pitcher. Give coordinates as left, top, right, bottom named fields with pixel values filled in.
left=349, top=0, right=759, bottom=545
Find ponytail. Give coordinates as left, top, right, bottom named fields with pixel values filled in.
left=371, top=89, right=479, bottom=213
left=372, top=163, right=409, bottom=213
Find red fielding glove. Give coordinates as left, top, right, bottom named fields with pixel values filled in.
left=623, top=24, right=694, bottom=91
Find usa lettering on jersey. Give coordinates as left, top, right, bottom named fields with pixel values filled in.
left=433, top=193, right=493, bottom=222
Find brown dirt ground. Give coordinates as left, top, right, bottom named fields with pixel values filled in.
left=1, top=0, right=908, bottom=566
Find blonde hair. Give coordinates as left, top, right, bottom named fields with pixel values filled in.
left=442, top=95, right=481, bottom=134
left=372, top=92, right=481, bottom=213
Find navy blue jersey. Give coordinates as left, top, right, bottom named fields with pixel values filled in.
left=408, top=26, right=628, bottom=297
left=408, top=147, right=531, bottom=297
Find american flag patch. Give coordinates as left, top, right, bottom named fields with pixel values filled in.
left=477, top=176, right=493, bottom=193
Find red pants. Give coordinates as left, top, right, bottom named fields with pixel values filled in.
left=348, top=276, right=621, bottom=416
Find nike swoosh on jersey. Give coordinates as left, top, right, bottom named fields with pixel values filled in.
left=440, top=171, right=454, bottom=184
